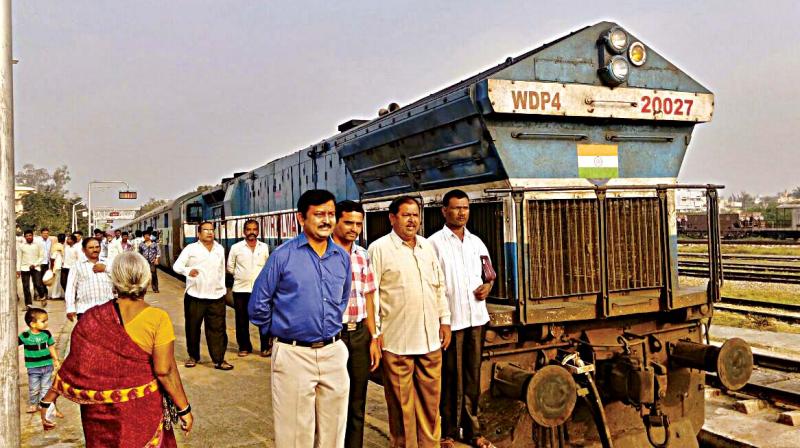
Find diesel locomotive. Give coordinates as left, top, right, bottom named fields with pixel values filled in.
left=122, top=22, right=752, bottom=447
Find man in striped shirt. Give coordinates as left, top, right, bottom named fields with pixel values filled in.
left=64, top=237, right=114, bottom=321
left=332, top=200, right=381, bottom=448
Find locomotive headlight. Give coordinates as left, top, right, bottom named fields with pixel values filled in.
left=603, top=27, right=628, bottom=54
left=628, top=41, right=647, bottom=66
left=599, top=56, right=629, bottom=86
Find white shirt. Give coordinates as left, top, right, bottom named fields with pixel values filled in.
left=16, top=241, right=44, bottom=272
left=105, top=238, right=123, bottom=267
left=429, top=226, right=491, bottom=331
left=63, top=244, right=81, bottom=269
left=64, top=259, right=114, bottom=314
left=173, top=241, right=226, bottom=299
left=38, top=237, right=53, bottom=265
left=226, top=240, right=269, bottom=293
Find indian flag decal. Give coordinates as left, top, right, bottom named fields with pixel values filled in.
left=577, top=144, right=618, bottom=178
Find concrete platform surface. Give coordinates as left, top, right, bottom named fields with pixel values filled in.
left=18, top=272, right=391, bottom=447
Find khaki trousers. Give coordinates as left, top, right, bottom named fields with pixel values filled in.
left=382, top=350, right=443, bottom=448
left=272, top=340, right=350, bottom=448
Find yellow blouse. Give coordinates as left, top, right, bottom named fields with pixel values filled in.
left=124, top=307, right=176, bottom=353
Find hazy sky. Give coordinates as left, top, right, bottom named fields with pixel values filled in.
left=12, top=0, right=800, bottom=209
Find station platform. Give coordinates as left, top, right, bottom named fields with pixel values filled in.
left=18, top=272, right=391, bottom=447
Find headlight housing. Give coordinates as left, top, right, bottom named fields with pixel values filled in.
left=603, top=27, right=628, bottom=54
left=599, top=56, right=629, bottom=86
left=628, top=41, right=647, bottom=66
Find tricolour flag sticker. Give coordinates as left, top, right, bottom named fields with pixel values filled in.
left=577, top=144, right=618, bottom=178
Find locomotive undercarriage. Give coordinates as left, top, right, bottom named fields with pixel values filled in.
left=477, top=305, right=751, bottom=448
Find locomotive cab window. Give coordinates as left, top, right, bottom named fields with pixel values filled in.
left=186, top=203, right=203, bottom=224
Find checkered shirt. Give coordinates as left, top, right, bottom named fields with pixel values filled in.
left=343, top=243, right=376, bottom=323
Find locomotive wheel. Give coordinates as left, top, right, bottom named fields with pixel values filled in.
left=525, top=365, right=577, bottom=428
left=717, top=337, right=753, bottom=391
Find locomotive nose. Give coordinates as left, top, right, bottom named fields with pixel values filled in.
left=669, top=338, right=753, bottom=390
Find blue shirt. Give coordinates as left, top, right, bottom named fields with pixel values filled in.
left=249, top=233, right=351, bottom=342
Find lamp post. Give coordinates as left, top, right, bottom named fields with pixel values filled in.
left=87, top=180, right=131, bottom=233
left=0, top=0, right=18, bottom=444
left=71, top=199, right=86, bottom=233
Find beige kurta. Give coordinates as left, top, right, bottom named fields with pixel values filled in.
left=368, top=231, right=450, bottom=356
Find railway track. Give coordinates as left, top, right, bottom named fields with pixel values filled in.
left=700, top=350, right=800, bottom=447
left=679, top=239, right=800, bottom=246
left=679, top=266, right=800, bottom=284
left=713, top=296, right=800, bottom=324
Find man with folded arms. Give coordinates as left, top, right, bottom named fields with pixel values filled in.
left=369, top=196, right=451, bottom=448
left=250, top=189, right=352, bottom=447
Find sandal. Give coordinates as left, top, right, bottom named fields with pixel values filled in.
left=440, top=438, right=457, bottom=448
left=237, top=351, right=250, bottom=357
left=42, top=419, right=56, bottom=431
left=214, top=361, right=234, bottom=371
left=471, top=436, right=496, bottom=448
left=184, top=358, right=197, bottom=368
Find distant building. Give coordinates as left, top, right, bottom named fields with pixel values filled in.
left=14, top=185, right=35, bottom=216
left=676, top=189, right=706, bottom=213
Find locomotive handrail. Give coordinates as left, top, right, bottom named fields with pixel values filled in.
left=485, top=183, right=725, bottom=194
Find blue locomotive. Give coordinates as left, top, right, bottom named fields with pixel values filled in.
left=123, top=22, right=751, bottom=447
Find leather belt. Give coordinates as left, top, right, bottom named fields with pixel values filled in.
left=276, top=333, right=341, bottom=349
left=343, top=320, right=364, bottom=332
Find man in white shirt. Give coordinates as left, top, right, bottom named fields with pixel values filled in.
left=173, top=221, right=233, bottom=371
left=429, top=189, right=495, bottom=448
left=62, top=234, right=81, bottom=293
left=226, top=219, right=270, bottom=357
left=16, top=229, right=47, bottom=308
left=64, top=237, right=114, bottom=321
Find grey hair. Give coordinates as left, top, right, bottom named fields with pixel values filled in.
left=110, top=252, right=152, bottom=299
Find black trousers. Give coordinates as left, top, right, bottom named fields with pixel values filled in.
left=441, top=325, right=485, bottom=440
left=341, top=321, right=371, bottom=448
left=149, top=264, right=159, bottom=291
left=60, top=268, right=70, bottom=292
left=232, top=292, right=269, bottom=352
left=20, top=270, right=46, bottom=305
left=40, top=263, right=49, bottom=273
left=183, top=294, right=228, bottom=364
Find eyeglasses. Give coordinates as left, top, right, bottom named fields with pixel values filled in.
left=200, top=229, right=215, bottom=233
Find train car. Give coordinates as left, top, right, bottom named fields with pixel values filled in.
left=678, top=210, right=800, bottom=240
left=140, top=21, right=751, bottom=447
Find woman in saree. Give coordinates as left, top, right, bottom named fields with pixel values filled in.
left=39, top=251, right=193, bottom=447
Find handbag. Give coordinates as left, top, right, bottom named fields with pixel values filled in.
left=480, top=255, right=496, bottom=284
left=162, top=394, right=180, bottom=431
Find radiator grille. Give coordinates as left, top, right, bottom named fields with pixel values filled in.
left=527, top=200, right=601, bottom=299
left=606, top=198, right=663, bottom=291
left=527, top=197, right=663, bottom=299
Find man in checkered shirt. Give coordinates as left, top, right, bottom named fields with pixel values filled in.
left=332, top=200, right=381, bottom=448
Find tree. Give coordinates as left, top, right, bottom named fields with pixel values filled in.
left=195, top=185, right=214, bottom=193
left=15, top=163, right=70, bottom=193
left=135, top=198, right=169, bottom=218
left=16, top=191, right=76, bottom=234
left=791, top=187, right=800, bottom=199
left=15, top=164, right=80, bottom=233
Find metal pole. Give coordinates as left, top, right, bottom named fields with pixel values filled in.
left=0, top=0, right=19, bottom=444
left=71, top=200, right=85, bottom=233
left=87, top=180, right=130, bottom=233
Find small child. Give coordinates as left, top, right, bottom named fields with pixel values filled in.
left=18, top=308, right=62, bottom=419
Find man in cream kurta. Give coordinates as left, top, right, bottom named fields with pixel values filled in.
left=368, top=196, right=451, bottom=448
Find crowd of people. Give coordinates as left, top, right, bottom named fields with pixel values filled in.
left=18, top=187, right=496, bottom=448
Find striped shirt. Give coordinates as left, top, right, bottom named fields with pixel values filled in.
left=65, top=259, right=115, bottom=314
left=429, top=226, right=491, bottom=331
left=342, top=243, right=376, bottom=323
left=18, top=330, right=55, bottom=369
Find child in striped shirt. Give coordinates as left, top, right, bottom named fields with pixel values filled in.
left=18, top=308, right=62, bottom=417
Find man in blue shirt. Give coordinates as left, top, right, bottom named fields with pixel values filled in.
left=249, top=189, right=352, bottom=448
